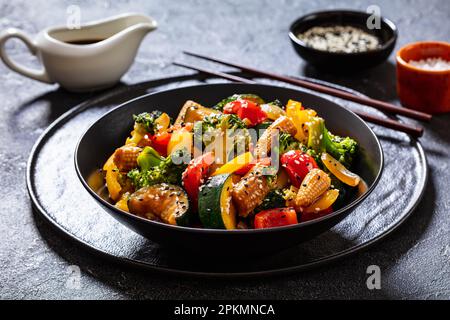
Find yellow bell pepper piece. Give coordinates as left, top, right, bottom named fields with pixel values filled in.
left=284, top=185, right=299, bottom=207
left=219, top=174, right=237, bottom=230
left=300, top=109, right=317, bottom=125
left=126, top=113, right=170, bottom=145
left=286, top=100, right=318, bottom=143
left=357, top=179, right=368, bottom=196
left=103, top=154, right=122, bottom=201
left=87, top=170, right=104, bottom=193
left=276, top=169, right=290, bottom=189
left=126, top=129, right=144, bottom=146
left=286, top=101, right=304, bottom=141
left=286, top=99, right=303, bottom=111
left=155, top=113, right=171, bottom=132
left=167, top=129, right=193, bottom=156
left=321, top=152, right=361, bottom=187
left=212, top=152, right=253, bottom=176
left=304, top=189, right=340, bottom=214
left=261, top=103, right=286, bottom=121
left=103, top=154, right=115, bottom=171
left=115, top=193, right=130, bottom=212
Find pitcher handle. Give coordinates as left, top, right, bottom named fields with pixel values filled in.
left=0, top=28, right=52, bottom=83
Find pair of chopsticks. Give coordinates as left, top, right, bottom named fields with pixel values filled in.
left=173, top=51, right=431, bottom=138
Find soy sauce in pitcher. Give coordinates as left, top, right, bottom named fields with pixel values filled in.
left=66, top=39, right=106, bottom=45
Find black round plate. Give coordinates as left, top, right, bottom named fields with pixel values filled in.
left=26, top=73, right=428, bottom=277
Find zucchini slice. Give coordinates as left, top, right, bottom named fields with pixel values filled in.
left=128, top=184, right=192, bottom=226
left=198, top=174, right=237, bottom=229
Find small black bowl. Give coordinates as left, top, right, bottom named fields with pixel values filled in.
left=289, top=10, right=398, bottom=72
left=75, top=83, right=383, bottom=257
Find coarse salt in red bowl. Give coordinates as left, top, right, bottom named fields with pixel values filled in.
left=396, top=41, right=450, bottom=114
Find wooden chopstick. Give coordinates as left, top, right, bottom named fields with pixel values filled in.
left=183, top=51, right=432, bottom=122
left=173, top=61, right=424, bottom=137
left=173, top=62, right=255, bottom=84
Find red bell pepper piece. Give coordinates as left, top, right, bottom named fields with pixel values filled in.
left=149, top=132, right=172, bottom=157
left=137, top=135, right=152, bottom=148
left=254, top=208, right=298, bottom=229
left=182, top=152, right=214, bottom=208
left=223, top=100, right=242, bottom=114
left=234, top=157, right=272, bottom=176
left=223, top=99, right=267, bottom=127
left=280, top=150, right=318, bottom=188
left=299, top=207, right=334, bottom=223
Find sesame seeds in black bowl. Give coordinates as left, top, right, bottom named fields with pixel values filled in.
left=289, top=10, right=398, bottom=72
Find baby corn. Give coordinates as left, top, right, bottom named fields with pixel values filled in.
left=295, top=169, right=331, bottom=210
left=254, top=116, right=297, bottom=159
left=114, top=146, right=142, bottom=172
left=232, top=164, right=271, bottom=217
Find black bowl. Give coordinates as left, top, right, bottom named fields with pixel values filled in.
left=289, top=10, right=398, bottom=72
left=75, top=83, right=383, bottom=256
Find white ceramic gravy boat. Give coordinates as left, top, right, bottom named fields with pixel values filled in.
left=0, top=13, right=157, bottom=92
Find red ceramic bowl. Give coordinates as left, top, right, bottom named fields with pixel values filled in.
left=396, top=41, right=450, bottom=114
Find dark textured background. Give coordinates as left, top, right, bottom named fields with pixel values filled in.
left=0, top=0, right=449, bottom=299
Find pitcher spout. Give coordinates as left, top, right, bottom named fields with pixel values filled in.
left=115, top=13, right=157, bottom=39
left=104, top=13, right=156, bottom=51
left=123, top=13, right=158, bottom=36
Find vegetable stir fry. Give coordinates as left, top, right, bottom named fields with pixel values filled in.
left=101, top=94, right=362, bottom=230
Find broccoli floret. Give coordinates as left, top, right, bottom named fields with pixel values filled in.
left=278, top=133, right=303, bottom=155
left=213, top=94, right=265, bottom=111
left=267, top=99, right=283, bottom=108
left=254, top=189, right=286, bottom=213
left=127, top=150, right=187, bottom=189
left=195, top=113, right=249, bottom=149
left=271, top=133, right=304, bottom=160
left=194, top=113, right=250, bottom=162
left=306, top=116, right=358, bottom=168
left=133, top=111, right=164, bottom=135
left=323, top=129, right=358, bottom=168
left=221, top=114, right=248, bottom=130
left=199, top=113, right=246, bottom=132
left=213, top=96, right=237, bottom=112
left=305, top=148, right=322, bottom=168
